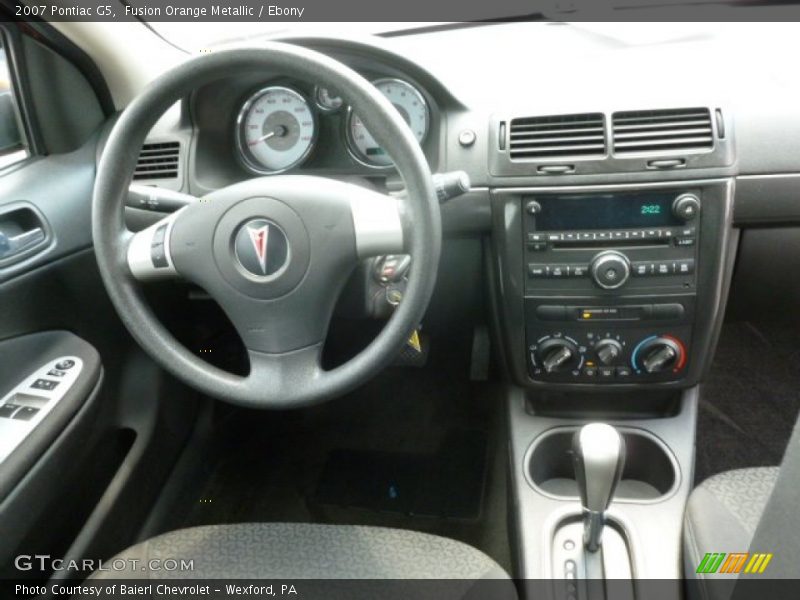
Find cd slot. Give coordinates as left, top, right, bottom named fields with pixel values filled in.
left=552, top=239, right=671, bottom=249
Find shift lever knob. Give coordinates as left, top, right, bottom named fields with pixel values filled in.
left=572, top=423, right=626, bottom=552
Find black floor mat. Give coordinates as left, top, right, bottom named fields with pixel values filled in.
left=314, top=430, right=488, bottom=519
left=164, top=336, right=512, bottom=572
left=695, top=321, right=800, bottom=484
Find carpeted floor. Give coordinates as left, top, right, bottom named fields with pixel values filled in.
left=165, top=339, right=512, bottom=573
left=695, top=320, right=800, bottom=484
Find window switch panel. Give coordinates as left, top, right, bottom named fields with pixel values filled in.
left=12, top=407, right=40, bottom=421
left=31, top=378, right=58, bottom=391
left=0, top=403, right=21, bottom=418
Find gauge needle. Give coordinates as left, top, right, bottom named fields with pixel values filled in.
left=248, top=125, right=288, bottom=146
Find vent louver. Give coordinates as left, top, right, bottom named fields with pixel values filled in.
left=133, top=141, right=180, bottom=180
left=508, top=113, right=606, bottom=160
left=612, top=108, right=713, bottom=155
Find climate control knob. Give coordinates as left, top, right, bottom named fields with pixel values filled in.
left=631, top=336, right=686, bottom=374
left=535, top=338, right=581, bottom=373
left=590, top=251, right=631, bottom=290
left=595, top=339, right=623, bottom=366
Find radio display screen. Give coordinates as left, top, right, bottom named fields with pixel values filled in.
left=529, top=191, right=684, bottom=231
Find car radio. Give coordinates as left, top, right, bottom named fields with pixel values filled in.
left=522, top=189, right=701, bottom=384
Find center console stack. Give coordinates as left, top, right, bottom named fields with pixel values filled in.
left=491, top=180, right=735, bottom=393
left=490, top=179, right=737, bottom=585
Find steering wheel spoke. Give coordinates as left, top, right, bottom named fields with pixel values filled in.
left=245, top=345, right=324, bottom=406
left=350, top=187, right=405, bottom=258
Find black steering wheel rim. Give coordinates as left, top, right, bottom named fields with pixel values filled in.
left=93, top=43, right=441, bottom=408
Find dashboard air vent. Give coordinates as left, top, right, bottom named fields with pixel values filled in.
left=509, top=113, right=606, bottom=160
left=133, top=141, right=180, bottom=180
left=612, top=108, right=713, bottom=155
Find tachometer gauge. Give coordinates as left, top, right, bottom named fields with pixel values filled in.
left=314, top=85, right=343, bottom=112
left=236, top=86, right=316, bottom=174
left=346, top=78, right=429, bottom=168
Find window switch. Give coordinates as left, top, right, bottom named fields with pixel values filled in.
left=47, top=369, right=66, bottom=378
left=31, top=379, right=59, bottom=391
left=12, top=406, right=40, bottom=421
left=0, top=403, right=21, bottom=418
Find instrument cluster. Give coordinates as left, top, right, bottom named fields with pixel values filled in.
left=235, top=77, right=431, bottom=174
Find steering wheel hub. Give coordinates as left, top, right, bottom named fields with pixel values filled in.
left=205, top=193, right=311, bottom=300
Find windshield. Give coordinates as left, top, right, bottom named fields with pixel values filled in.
left=149, top=20, right=786, bottom=55
left=150, top=22, right=442, bottom=52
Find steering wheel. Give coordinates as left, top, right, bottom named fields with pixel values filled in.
left=92, top=44, right=441, bottom=409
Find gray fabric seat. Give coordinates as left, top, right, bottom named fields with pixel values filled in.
left=684, top=467, right=779, bottom=593
left=92, top=523, right=513, bottom=586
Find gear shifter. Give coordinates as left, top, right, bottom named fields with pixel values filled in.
left=572, top=423, right=626, bottom=553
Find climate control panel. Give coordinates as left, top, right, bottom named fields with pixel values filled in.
left=528, top=328, right=690, bottom=383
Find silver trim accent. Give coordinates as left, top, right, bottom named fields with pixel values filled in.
left=127, top=209, right=183, bottom=281
left=0, top=356, right=84, bottom=464
left=344, top=77, right=429, bottom=169
left=349, top=188, right=404, bottom=258
left=490, top=178, right=730, bottom=196
left=235, top=85, right=318, bottom=175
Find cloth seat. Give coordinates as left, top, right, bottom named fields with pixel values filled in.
left=683, top=467, right=779, bottom=598
left=91, top=522, right=514, bottom=597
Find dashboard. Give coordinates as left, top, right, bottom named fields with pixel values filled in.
left=129, top=25, right=800, bottom=395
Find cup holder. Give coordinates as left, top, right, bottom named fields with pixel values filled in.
left=526, top=427, right=678, bottom=502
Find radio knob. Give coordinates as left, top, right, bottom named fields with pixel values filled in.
left=535, top=338, right=580, bottom=373
left=673, top=193, right=701, bottom=221
left=590, top=251, right=630, bottom=290
left=595, top=339, right=623, bottom=366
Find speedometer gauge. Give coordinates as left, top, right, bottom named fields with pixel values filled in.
left=236, top=86, right=316, bottom=174
left=346, top=78, right=429, bottom=168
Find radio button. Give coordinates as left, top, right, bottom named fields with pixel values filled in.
left=547, top=233, right=563, bottom=242
left=571, top=265, right=588, bottom=277
left=526, top=200, right=542, bottom=215
left=528, top=264, right=548, bottom=278
left=632, top=262, right=652, bottom=276
left=595, top=231, right=610, bottom=241
left=645, top=229, right=659, bottom=240
left=529, top=242, right=547, bottom=251
left=616, top=366, right=633, bottom=378
left=675, top=259, right=695, bottom=274
left=612, top=231, right=626, bottom=240
left=675, top=237, right=696, bottom=247
left=527, top=233, right=545, bottom=243
left=655, top=262, right=672, bottom=275
left=578, top=233, right=594, bottom=241
left=563, top=232, right=578, bottom=242
left=550, top=265, right=567, bottom=277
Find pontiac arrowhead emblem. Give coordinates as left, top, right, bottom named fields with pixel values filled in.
left=247, top=223, right=270, bottom=275
left=234, top=218, right=289, bottom=279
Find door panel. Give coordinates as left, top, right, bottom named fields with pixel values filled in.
left=0, top=25, right=199, bottom=586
